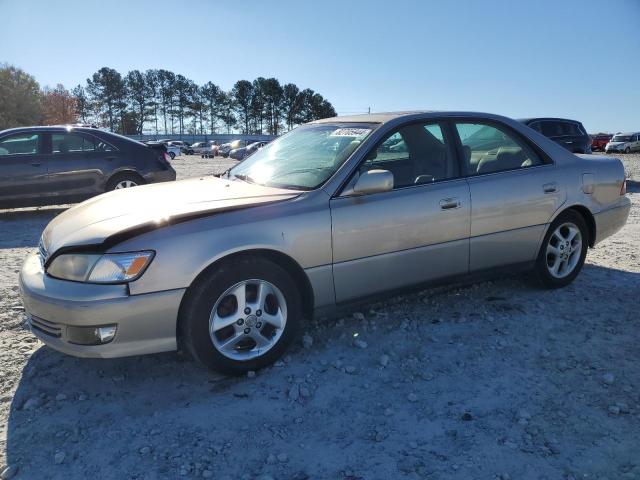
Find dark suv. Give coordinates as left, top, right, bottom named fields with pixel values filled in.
left=519, top=118, right=591, bottom=154
left=0, top=126, right=176, bottom=208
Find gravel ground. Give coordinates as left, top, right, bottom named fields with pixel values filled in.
left=0, top=154, right=638, bottom=480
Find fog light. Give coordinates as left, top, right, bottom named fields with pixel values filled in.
left=67, top=325, right=117, bottom=345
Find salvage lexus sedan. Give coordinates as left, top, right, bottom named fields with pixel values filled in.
left=19, top=112, right=630, bottom=374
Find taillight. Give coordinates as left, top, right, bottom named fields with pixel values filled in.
left=163, top=152, right=171, bottom=162
left=620, top=179, right=626, bottom=196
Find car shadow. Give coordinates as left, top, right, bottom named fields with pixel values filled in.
left=0, top=207, right=67, bottom=249
left=3, top=263, right=639, bottom=478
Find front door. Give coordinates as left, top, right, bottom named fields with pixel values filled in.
left=0, top=131, right=49, bottom=207
left=330, top=121, right=471, bottom=303
left=453, top=121, right=566, bottom=272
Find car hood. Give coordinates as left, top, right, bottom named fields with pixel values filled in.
left=40, top=176, right=300, bottom=257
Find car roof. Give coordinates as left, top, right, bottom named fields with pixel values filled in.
left=613, top=132, right=638, bottom=136
left=518, top=117, right=583, bottom=125
left=0, top=125, right=103, bottom=135
left=313, top=111, right=543, bottom=126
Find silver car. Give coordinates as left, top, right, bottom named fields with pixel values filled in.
left=19, top=112, right=630, bottom=373
left=605, top=132, right=640, bottom=154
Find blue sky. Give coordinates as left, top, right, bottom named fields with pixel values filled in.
left=1, top=0, right=639, bottom=132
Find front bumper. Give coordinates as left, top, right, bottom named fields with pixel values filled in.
left=593, top=198, right=631, bottom=245
left=19, top=253, right=185, bottom=358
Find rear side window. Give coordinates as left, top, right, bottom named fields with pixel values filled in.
left=0, top=133, right=39, bottom=156
left=455, top=122, right=543, bottom=176
left=51, top=133, right=115, bottom=153
left=52, top=133, right=96, bottom=153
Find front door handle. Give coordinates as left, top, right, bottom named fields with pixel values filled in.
left=31, top=162, right=42, bottom=167
left=439, top=198, right=460, bottom=210
left=543, top=182, right=557, bottom=193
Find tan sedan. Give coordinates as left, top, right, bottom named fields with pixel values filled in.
left=20, top=112, right=630, bottom=373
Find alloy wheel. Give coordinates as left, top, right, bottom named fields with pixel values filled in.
left=209, top=279, right=287, bottom=361
left=545, top=222, right=582, bottom=278
left=115, top=180, right=138, bottom=189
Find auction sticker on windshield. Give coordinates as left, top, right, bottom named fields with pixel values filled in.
left=330, top=128, right=371, bottom=138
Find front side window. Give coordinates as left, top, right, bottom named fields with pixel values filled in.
left=456, top=122, right=543, bottom=175
left=0, top=133, right=39, bottom=156
left=228, top=123, right=375, bottom=190
left=360, top=122, right=458, bottom=188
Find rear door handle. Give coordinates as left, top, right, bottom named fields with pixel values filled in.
left=439, top=198, right=460, bottom=210
left=543, top=182, right=557, bottom=193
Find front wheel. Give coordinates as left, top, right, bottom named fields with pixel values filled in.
left=169, top=151, right=176, bottom=160
left=179, top=256, right=302, bottom=374
left=624, top=147, right=631, bottom=154
left=534, top=210, right=588, bottom=289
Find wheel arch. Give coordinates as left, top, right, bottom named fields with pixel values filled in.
left=548, top=204, right=596, bottom=248
left=176, top=248, right=315, bottom=346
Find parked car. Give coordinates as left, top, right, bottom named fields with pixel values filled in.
left=591, top=134, right=612, bottom=152
left=0, top=126, right=176, bottom=208
left=165, top=140, right=192, bottom=154
left=605, top=132, right=640, bottom=154
left=229, top=141, right=268, bottom=160
left=220, top=140, right=255, bottom=158
left=519, top=118, right=591, bottom=153
left=19, top=112, right=629, bottom=374
left=203, top=142, right=220, bottom=158
left=190, top=142, right=212, bottom=155
left=164, top=144, right=181, bottom=159
left=218, top=141, right=236, bottom=158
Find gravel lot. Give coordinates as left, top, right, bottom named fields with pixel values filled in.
left=0, top=153, right=638, bottom=480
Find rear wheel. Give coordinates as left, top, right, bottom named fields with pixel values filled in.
left=180, top=256, right=302, bottom=374
left=106, top=172, right=144, bottom=191
left=534, top=210, right=588, bottom=289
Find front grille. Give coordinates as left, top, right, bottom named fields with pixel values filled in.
left=30, top=315, right=62, bottom=338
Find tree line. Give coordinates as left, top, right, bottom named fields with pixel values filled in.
left=0, top=64, right=337, bottom=135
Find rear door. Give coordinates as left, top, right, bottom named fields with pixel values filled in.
left=45, top=131, right=117, bottom=201
left=0, top=131, right=50, bottom=206
left=330, top=121, right=471, bottom=302
left=454, top=120, right=566, bottom=271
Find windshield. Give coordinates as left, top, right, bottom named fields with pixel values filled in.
left=227, top=123, right=375, bottom=190
left=612, top=135, right=632, bottom=142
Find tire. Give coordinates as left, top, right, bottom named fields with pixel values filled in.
left=179, top=256, right=303, bottom=374
left=534, top=210, right=588, bottom=289
left=105, top=172, right=144, bottom=191
left=624, top=147, right=631, bottom=154
left=169, top=151, right=176, bottom=160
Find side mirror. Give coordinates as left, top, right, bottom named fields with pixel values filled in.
left=352, top=169, right=394, bottom=195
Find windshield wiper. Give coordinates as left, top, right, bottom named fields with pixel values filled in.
left=232, top=173, right=256, bottom=184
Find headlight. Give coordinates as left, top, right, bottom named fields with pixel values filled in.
left=47, top=251, right=154, bottom=283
